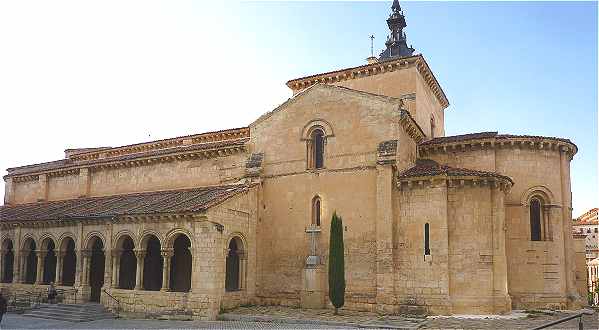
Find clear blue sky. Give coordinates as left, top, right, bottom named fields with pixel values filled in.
left=228, top=0, right=598, bottom=216
left=0, top=1, right=596, bottom=216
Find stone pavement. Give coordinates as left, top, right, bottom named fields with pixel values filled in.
left=223, top=305, right=599, bottom=329
left=0, top=313, right=353, bottom=329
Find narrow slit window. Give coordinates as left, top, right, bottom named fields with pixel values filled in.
left=424, top=223, right=431, bottom=256
left=308, top=129, right=325, bottom=169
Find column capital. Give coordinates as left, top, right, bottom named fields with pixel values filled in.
left=35, top=250, right=47, bottom=258
left=160, top=249, right=174, bottom=258
left=134, top=249, right=147, bottom=259
left=80, top=250, right=92, bottom=258
left=237, top=250, right=248, bottom=260
left=111, top=249, right=122, bottom=258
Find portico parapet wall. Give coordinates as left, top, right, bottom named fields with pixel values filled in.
left=0, top=186, right=258, bottom=320
left=418, top=135, right=582, bottom=309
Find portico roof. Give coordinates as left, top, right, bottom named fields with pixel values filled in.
left=0, top=184, right=251, bottom=223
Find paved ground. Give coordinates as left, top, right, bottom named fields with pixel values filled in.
left=223, top=305, right=599, bottom=329
left=1, top=307, right=597, bottom=329
left=0, top=313, right=353, bottom=329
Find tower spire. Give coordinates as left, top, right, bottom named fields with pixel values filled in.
left=379, top=0, right=415, bottom=61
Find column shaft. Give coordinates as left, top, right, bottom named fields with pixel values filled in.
left=56, top=255, right=64, bottom=285
left=35, top=252, right=44, bottom=284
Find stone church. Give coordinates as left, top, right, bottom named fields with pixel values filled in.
left=0, top=0, right=586, bottom=319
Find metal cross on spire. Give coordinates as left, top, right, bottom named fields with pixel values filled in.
left=369, top=35, right=375, bottom=57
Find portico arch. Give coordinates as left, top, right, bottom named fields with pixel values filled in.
left=225, top=235, right=246, bottom=291
left=1, top=239, right=14, bottom=283
left=114, top=234, right=136, bottom=290
left=40, top=236, right=57, bottom=284
left=167, top=233, right=192, bottom=292
left=58, top=236, right=77, bottom=286
left=21, top=237, right=37, bottom=284
left=85, top=235, right=105, bottom=302
left=140, top=234, right=162, bottom=291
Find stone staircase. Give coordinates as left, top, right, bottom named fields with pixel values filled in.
left=22, top=303, right=117, bottom=322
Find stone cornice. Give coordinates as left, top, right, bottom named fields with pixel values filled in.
left=419, top=136, right=577, bottom=160
left=286, top=54, right=449, bottom=109
left=399, top=109, right=425, bottom=143
left=6, top=142, right=248, bottom=182
left=69, top=127, right=249, bottom=162
left=397, top=174, right=512, bottom=193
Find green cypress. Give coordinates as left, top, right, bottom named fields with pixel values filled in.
left=328, top=211, right=345, bottom=315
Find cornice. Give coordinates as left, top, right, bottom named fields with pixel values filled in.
left=399, top=109, right=425, bottom=143
left=397, top=174, right=512, bottom=193
left=419, top=136, right=577, bottom=160
left=286, top=54, right=449, bottom=109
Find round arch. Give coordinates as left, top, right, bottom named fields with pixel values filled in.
left=83, top=232, right=106, bottom=251
left=165, top=229, right=194, bottom=250
left=21, top=235, right=37, bottom=251
left=57, top=233, right=76, bottom=252
left=113, top=230, right=137, bottom=250
left=138, top=230, right=164, bottom=250
left=301, top=119, right=334, bottom=140
left=39, top=234, right=57, bottom=251
left=521, top=185, right=554, bottom=206
left=225, top=233, right=247, bottom=292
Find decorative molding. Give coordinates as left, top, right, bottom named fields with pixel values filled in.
left=397, top=175, right=512, bottom=193
left=286, top=54, right=449, bottom=109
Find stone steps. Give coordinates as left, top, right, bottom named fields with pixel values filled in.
left=22, top=303, right=117, bottom=322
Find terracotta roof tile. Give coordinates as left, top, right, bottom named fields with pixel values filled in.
left=0, top=184, right=250, bottom=222
left=398, top=159, right=513, bottom=183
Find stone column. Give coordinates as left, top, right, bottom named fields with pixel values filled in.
left=35, top=250, right=46, bottom=284
left=238, top=250, right=247, bottom=290
left=0, top=249, right=4, bottom=283
left=160, top=249, right=173, bottom=292
left=56, top=252, right=65, bottom=285
left=18, top=253, right=26, bottom=283
left=80, top=250, right=91, bottom=286
left=134, top=250, right=146, bottom=290
left=111, top=250, right=120, bottom=289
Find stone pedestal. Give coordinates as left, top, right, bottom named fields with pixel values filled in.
left=300, top=266, right=325, bottom=309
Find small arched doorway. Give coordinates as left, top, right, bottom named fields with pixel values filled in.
left=61, top=238, right=77, bottom=286
left=23, top=239, right=37, bottom=284
left=42, top=238, right=57, bottom=284
left=142, top=235, right=163, bottom=291
left=2, top=240, right=14, bottom=283
left=88, top=238, right=105, bottom=302
left=170, top=234, right=192, bottom=292
left=225, top=237, right=245, bottom=291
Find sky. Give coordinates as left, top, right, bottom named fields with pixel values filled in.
left=0, top=0, right=596, bottom=217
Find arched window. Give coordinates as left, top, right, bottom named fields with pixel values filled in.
left=312, top=196, right=321, bottom=226
left=307, top=128, right=325, bottom=169
left=42, top=239, right=57, bottom=284
left=424, top=223, right=431, bottom=256
left=430, top=115, right=436, bottom=138
left=530, top=198, right=543, bottom=241
left=225, top=237, right=245, bottom=292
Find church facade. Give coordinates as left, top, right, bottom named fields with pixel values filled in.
left=0, top=1, right=586, bottom=319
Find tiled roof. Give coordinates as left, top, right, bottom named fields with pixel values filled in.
left=398, top=159, right=513, bottom=183
left=573, top=208, right=598, bottom=225
left=7, top=138, right=249, bottom=176
left=0, top=184, right=250, bottom=222
left=420, top=132, right=574, bottom=146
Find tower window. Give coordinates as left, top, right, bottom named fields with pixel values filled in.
left=312, top=196, right=321, bottom=226
left=307, top=128, right=325, bottom=169
left=530, top=198, right=542, bottom=241
left=424, top=223, right=430, bottom=256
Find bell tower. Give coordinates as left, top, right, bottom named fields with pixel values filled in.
left=379, top=0, right=415, bottom=60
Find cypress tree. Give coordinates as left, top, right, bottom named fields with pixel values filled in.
left=328, top=211, right=345, bottom=315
